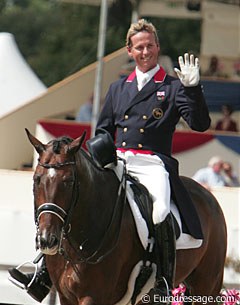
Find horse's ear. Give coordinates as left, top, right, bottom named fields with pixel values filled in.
left=68, top=131, right=86, bottom=154
left=25, top=128, right=46, bottom=155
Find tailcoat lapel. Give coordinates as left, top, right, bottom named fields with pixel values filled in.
left=124, top=67, right=167, bottom=112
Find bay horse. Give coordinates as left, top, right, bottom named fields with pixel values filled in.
left=26, top=129, right=227, bottom=305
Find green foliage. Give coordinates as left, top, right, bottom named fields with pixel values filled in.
left=0, top=0, right=201, bottom=86
left=0, top=0, right=100, bottom=86
left=148, top=17, right=201, bottom=66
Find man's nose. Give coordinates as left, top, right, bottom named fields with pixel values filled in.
left=143, top=47, right=149, bottom=54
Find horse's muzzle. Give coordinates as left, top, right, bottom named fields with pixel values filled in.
left=36, top=231, right=60, bottom=255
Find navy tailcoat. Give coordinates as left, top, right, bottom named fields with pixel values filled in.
left=96, top=67, right=211, bottom=239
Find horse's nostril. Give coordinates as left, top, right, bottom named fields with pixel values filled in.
left=36, top=233, right=59, bottom=250
left=49, top=235, right=59, bottom=248
left=40, top=236, right=48, bottom=248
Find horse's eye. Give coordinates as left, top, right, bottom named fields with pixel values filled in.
left=63, top=176, right=74, bottom=187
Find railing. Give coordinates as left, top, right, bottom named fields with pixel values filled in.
left=208, top=0, right=240, bottom=5
left=201, top=78, right=240, bottom=112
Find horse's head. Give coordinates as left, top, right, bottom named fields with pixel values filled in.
left=26, top=129, right=86, bottom=255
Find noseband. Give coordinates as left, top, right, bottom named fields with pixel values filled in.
left=37, top=203, right=67, bottom=224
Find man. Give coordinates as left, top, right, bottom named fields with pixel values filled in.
left=95, top=19, right=210, bottom=296
left=9, top=19, right=211, bottom=302
left=192, top=156, right=226, bottom=190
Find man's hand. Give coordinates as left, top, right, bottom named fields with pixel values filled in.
left=174, top=53, right=200, bottom=87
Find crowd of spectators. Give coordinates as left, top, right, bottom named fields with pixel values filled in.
left=192, top=156, right=240, bottom=190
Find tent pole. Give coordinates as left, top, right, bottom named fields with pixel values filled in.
left=91, top=0, right=108, bottom=138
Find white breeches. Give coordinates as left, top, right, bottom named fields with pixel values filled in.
left=117, top=150, right=170, bottom=224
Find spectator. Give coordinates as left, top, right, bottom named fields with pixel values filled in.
left=215, top=104, right=238, bottom=132
left=75, top=94, right=93, bottom=122
left=203, top=55, right=225, bottom=78
left=232, top=58, right=240, bottom=79
left=159, top=54, right=175, bottom=76
left=192, top=156, right=226, bottom=190
left=222, top=161, right=240, bottom=187
left=119, top=58, right=135, bottom=78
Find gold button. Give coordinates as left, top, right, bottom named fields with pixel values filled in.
left=124, top=115, right=129, bottom=119
left=143, top=115, right=147, bottom=120
left=123, top=127, right=128, bottom=132
left=139, top=128, right=144, bottom=133
left=122, top=142, right=126, bottom=147
left=138, top=143, right=143, bottom=148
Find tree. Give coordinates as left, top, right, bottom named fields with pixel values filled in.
left=0, top=0, right=201, bottom=86
left=0, top=0, right=100, bottom=86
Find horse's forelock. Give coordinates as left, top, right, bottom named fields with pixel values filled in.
left=50, top=136, right=73, bottom=154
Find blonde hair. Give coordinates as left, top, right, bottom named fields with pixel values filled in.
left=126, top=19, right=159, bottom=48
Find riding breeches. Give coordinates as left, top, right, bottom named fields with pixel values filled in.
left=116, top=150, right=171, bottom=224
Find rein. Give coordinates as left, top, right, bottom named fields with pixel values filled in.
left=35, top=155, right=127, bottom=265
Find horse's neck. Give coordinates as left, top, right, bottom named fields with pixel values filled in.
left=73, top=151, right=119, bottom=244
left=77, top=150, right=104, bottom=186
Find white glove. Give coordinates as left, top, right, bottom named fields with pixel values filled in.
left=174, top=53, right=200, bottom=87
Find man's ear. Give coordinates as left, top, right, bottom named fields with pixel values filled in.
left=127, top=46, right=133, bottom=58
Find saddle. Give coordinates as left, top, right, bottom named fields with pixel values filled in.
left=127, top=174, right=180, bottom=241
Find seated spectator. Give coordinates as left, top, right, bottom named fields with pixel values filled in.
left=76, top=94, right=93, bottom=123
left=222, top=161, right=240, bottom=187
left=159, top=55, right=175, bottom=76
left=119, top=59, right=135, bottom=78
left=203, top=55, right=226, bottom=78
left=215, top=104, right=238, bottom=132
left=192, top=156, right=226, bottom=190
left=232, top=58, right=240, bottom=79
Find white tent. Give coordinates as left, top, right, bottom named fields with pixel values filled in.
left=0, top=32, right=47, bottom=118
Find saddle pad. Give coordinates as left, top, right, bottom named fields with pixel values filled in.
left=114, top=161, right=203, bottom=250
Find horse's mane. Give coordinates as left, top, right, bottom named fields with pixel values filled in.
left=48, top=135, right=107, bottom=173
left=79, top=147, right=108, bottom=172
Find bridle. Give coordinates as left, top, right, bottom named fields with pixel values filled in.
left=35, top=159, right=79, bottom=245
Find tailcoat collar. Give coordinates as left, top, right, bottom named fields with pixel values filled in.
left=126, top=66, right=167, bottom=83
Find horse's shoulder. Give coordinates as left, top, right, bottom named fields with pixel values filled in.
left=180, top=175, right=199, bottom=189
left=180, top=175, right=211, bottom=197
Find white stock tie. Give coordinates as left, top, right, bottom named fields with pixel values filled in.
left=138, top=77, right=148, bottom=91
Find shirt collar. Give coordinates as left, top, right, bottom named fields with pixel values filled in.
left=136, top=64, right=160, bottom=86
left=126, top=65, right=166, bottom=83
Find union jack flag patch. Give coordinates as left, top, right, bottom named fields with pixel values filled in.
left=157, top=91, right=165, bottom=101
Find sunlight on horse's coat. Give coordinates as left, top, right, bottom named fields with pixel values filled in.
left=48, top=168, right=56, bottom=178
